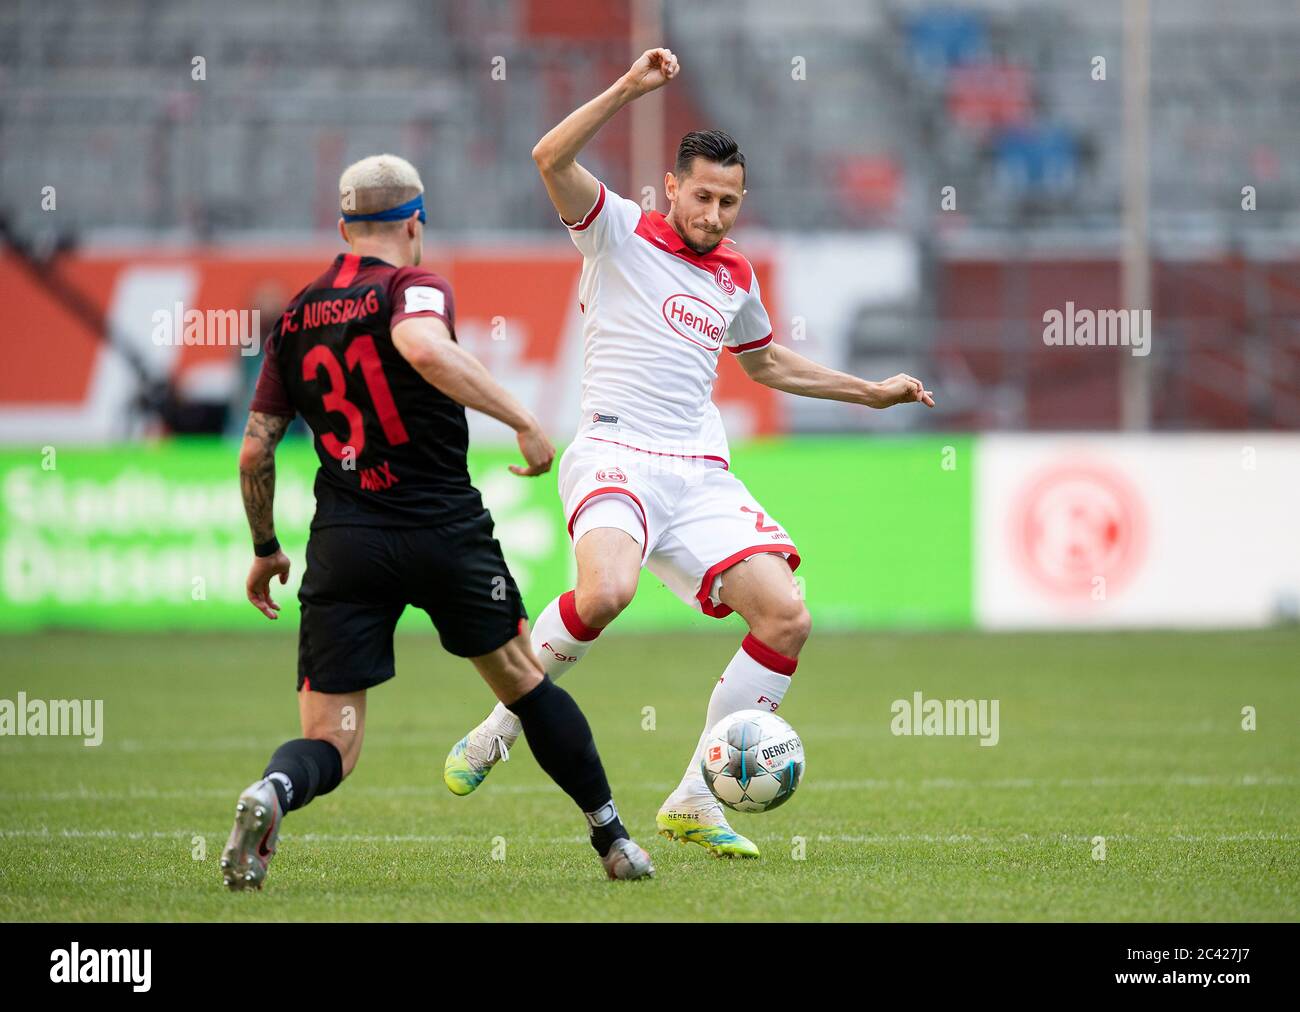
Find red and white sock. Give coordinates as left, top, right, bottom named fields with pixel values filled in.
left=668, top=633, right=798, bottom=804
left=489, top=590, right=602, bottom=739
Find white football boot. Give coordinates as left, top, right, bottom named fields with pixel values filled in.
left=656, top=788, right=760, bottom=859
left=443, top=711, right=519, bottom=796
left=601, top=837, right=655, bottom=880
left=220, top=778, right=283, bottom=890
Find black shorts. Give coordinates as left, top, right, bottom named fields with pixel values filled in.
left=297, top=511, right=526, bottom=693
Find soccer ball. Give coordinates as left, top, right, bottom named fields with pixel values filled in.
left=700, top=710, right=804, bottom=813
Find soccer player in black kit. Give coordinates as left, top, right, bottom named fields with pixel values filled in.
left=221, top=154, right=653, bottom=886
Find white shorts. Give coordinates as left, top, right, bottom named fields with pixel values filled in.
left=559, top=436, right=801, bottom=618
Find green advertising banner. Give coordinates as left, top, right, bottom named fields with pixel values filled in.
left=0, top=438, right=972, bottom=633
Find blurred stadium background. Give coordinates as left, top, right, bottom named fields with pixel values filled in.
left=2, top=0, right=1298, bottom=633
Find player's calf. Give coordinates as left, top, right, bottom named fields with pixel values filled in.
left=298, top=688, right=366, bottom=777
left=467, top=638, right=652, bottom=879
left=444, top=591, right=607, bottom=796
left=506, top=676, right=652, bottom=879
left=444, top=527, right=640, bottom=797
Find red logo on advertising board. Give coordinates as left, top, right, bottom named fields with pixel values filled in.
left=1012, top=462, right=1147, bottom=600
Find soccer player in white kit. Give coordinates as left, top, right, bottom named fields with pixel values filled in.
left=444, top=48, right=934, bottom=857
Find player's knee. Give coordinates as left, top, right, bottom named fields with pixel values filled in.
left=575, top=577, right=635, bottom=629
left=783, top=602, right=813, bottom=654
left=753, top=599, right=812, bottom=657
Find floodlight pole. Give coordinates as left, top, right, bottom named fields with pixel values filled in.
left=630, top=0, right=666, bottom=211
left=1121, top=0, right=1152, bottom=430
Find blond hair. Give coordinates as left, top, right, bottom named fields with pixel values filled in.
left=338, top=154, right=424, bottom=235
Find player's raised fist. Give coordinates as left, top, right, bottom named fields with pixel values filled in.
left=624, top=47, right=679, bottom=97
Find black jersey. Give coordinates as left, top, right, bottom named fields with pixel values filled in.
left=251, top=252, right=483, bottom=528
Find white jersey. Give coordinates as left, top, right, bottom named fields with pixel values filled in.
left=564, top=180, right=773, bottom=467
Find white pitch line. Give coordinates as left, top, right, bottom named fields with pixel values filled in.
left=1, top=773, right=1295, bottom=804
left=0, top=732, right=482, bottom=754
left=1, top=827, right=1298, bottom=846
left=0, top=827, right=586, bottom=844
left=16, top=784, right=573, bottom=802
left=0, top=721, right=1251, bottom=755
left=815, top=774, right=1300, bottom=789
left=801, top=832, right=1300, bottom=844
left=0, top=783, right=573, bottom=802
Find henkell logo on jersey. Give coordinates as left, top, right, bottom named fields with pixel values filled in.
left=662, top=294, right=726, bottom=351
left=595, top=467, right=627, bottom=484
left=49, top=943, right=151, bottom=991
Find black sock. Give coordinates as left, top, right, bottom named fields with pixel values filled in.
left=582, top=799, right=630, bottom=860
left=507, top=677, right=629, bottom=856
left=263, top=738, right=343, bottom=812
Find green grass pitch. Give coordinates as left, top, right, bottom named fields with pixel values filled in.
left=1, top=629, right=1297, bottom=921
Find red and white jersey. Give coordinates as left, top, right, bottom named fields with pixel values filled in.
left=565, top=180, right=773, bottom=466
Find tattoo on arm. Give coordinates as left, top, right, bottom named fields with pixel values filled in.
left=239, top=411, right=292, bottom=543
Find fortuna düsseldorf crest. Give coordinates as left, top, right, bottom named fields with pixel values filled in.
left=714, top=263, right=736, bottom=295
left=595, top=468, right=627, bottom=483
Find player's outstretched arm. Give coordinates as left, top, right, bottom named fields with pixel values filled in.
left=392, top=316, right=556, bottom=476
left=239, top=410, right=293, bottom=619
left=737, top=342, right=935, bottom=409
left=532, top=47, right=679, bottom=224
